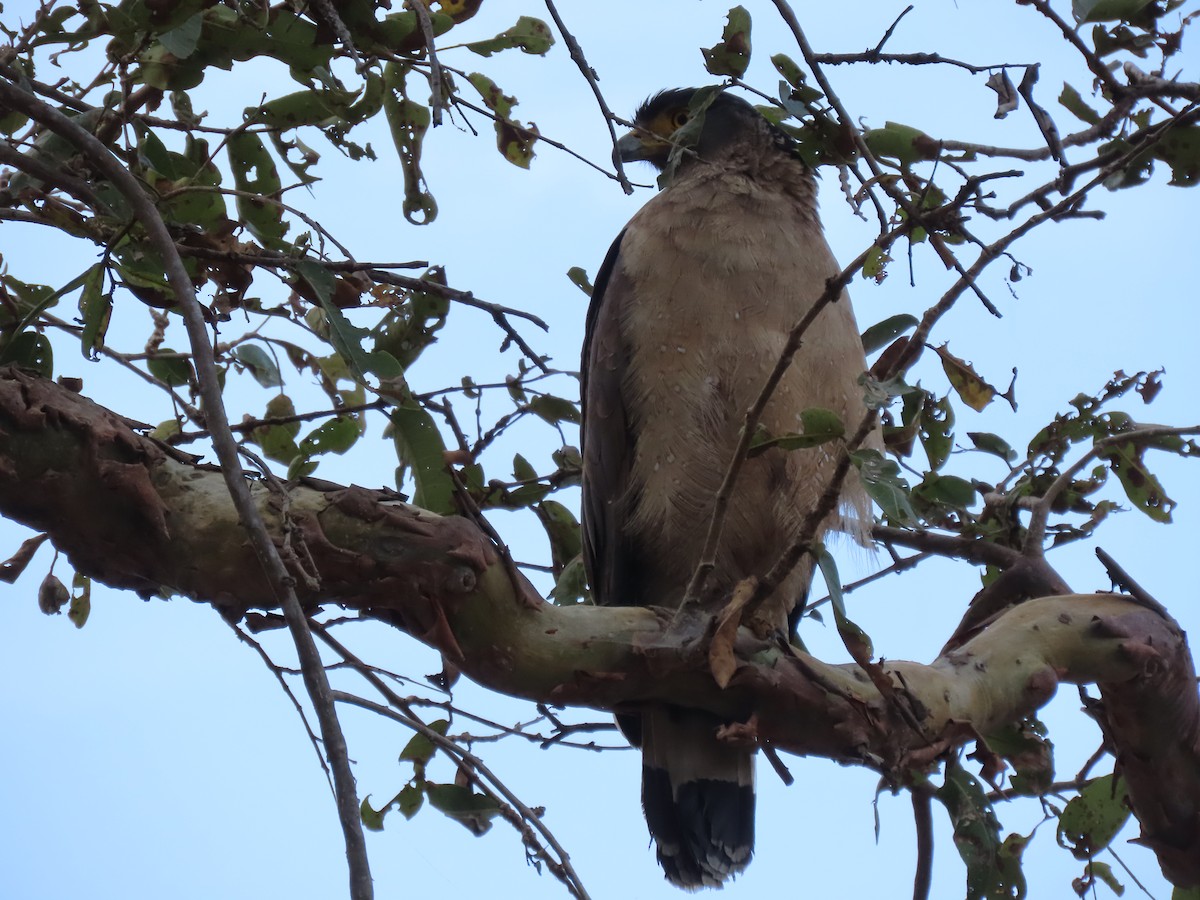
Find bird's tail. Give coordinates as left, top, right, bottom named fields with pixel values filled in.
left=639, top=706, right=755, bottom=889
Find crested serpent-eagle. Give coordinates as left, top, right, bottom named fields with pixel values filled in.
left=580, top=87, right=875, bottom=889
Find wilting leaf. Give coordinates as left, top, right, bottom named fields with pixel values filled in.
left=987, top=71, right=1019, bottom=119
left=702, top=6, right=752, bottom=78
left=934, top=344, right=1013, bottom=413
left=466, top=72, right=539, bottom=168
left=1059, top=83, right=1101, bottom=125
left=384, top=65, right=437, bottom=224
left=68, top=572, right=91, bottom=628
left=38, top=574, right=69, bottom=615
left=1099, top=439, right=1175, bottom=522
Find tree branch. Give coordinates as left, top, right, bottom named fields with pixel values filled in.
left=1, top=368, right=1196, bottom=888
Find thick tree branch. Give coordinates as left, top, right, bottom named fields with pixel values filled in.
left=0, top=368, right=1196, bottom=887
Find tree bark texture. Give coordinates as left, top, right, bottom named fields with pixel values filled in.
left=0, top=367, right=1195, bottom=886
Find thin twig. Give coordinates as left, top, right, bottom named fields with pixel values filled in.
left=543, top=0, right=633, bottom=194
left=679, top=229, right=906, bottom=609
left=410, top=0, right=445, bottom=124
left=0, top=74, right=376, bottom=900
left=332, top=690, right=593, bottom=900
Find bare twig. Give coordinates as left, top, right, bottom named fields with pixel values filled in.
left=331, top=690, right=593, bottom=900
left=543, top=0, right=634, bottom=194
left=410, top=0, right=445, bottom=124
left=0, top=74, right=376, bottom=900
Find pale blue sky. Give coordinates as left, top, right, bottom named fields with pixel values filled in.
left=1, top=2, right=1197, bottom=898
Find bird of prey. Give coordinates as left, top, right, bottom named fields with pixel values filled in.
left=580, top=87, right=875, bottom=889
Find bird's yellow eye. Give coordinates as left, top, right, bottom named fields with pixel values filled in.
left=671, top=110, right=689, bottom=129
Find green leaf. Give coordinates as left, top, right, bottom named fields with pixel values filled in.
left=1099, top=440, right=1174, bottom=522
left=232, top=344, right=283, bottom=388
left=814, top=545, right=873, bottom=660
left=861, top=313, right=918, bottom=354
left=914, top=473, right=978, bottom=510
left=77, top=264, right=111, bottom=361
left=295, top=260, right=374, bottom=382
left=2, top=332, right=54, bottom=378
left=863, top=122, right=939, bottom=166
left=1152, top=125, right=1200, bottom=187
left=512, top=453, right=537, bottom=482
left=936, top=758, right=1027, bottom=900
left=466, top=16, right=554, bottom=57
left=528, top=394, right=581, bottom=425
left=227, top=132, right=288, bottom=247
left=851, top=449, right=916, bottom=523
left=391, top=403, right=455, bottom=515
left=147, top=351, right=193, bottom=387
left=383, top=66, right=437, bottom=224
left=531, top=500, right=582, bottom=582
left=157, top=12, right=204, bottom=59
left=298, top=416, right=361, bottom=456
left=466, top=72, right=539, bottom=168
left=1073, top=0, right=1154, bottom=22
left=1059, top=83, right=1101, bottom=125
left=397, top=783, right=424, bottom=820
left=425, top=783, right=501, bottom=835
left=566, top=266, right=593, bottom=297
left=701, top=6, right=752, bottom=78
left=967, top=432, right=1018, bottom=464
left=68, top=572, right=91, bottom=628
left=360, top=795, right=387, bottom=831
left=550, top=556, right=588, bottom=605
left=771, top=53, right=807, bottom=90
left=399, top=719, right=449, bottom=768
left=1057, top=774, right=1130, bottom=858
left=919, top=394, right=954, bottom=471
left=749, top=408, right=845, bottom=454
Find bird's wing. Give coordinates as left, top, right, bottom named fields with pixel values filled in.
left=580, top=228, right=643, bottom=608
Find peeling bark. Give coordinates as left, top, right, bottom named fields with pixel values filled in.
left=0, top=367, right=1197, bottom=887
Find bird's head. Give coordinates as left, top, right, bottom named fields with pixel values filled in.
left=615, top=87, right=791, bottom=175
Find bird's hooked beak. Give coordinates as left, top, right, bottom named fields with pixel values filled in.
left=613, top=130, right=652, bottom=166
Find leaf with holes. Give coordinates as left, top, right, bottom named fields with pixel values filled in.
left=466, top=16, right=554, bottom=56
left=702, top=6, right=752, bottom=78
